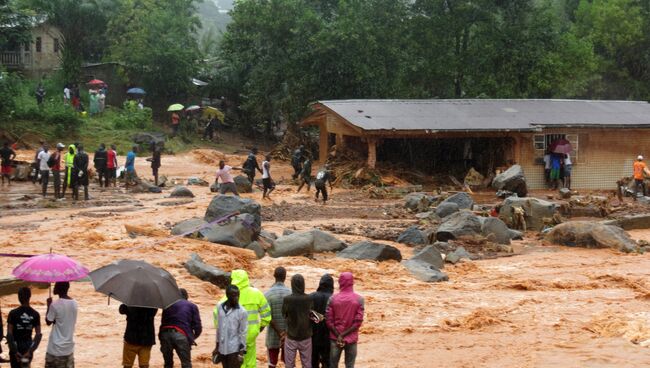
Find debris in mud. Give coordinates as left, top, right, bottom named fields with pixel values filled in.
left=396, top=225, right=427, bottom=245
left=157, top=199, right=194, bottom=207
left=367, top=185, right=423, bottom=199
left=492, top=164, right=528, bottom=197
left=267, top=229, right=347, bottom=257
left=499, top=197, right=557, bottom=231
left=319, top=221, right=412, bottom=242
left=584, top=311, right=650, bottom=346
left=187, top=177, right=209, bottom=186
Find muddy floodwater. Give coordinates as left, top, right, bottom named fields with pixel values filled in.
left=2, top=149, right=650, bottom=367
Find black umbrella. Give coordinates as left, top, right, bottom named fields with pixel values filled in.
left=89, top=260, right=182, bottom=309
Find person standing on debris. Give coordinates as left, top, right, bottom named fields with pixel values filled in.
left=148, top=144, right=162, bottom=186
left=215, top=160, right=240, bottom=196
left=215, top=270, right=271, bottom=368
left=633, top=155, right=648, bottom=200
left=309, top=274, right=334, bottom=368
left=119, top=303, right=157, bottom=368
left=51, top=143, right=65, bottom=199
left=73, top=144, right=90, bottom=201
left=262, top=155, right=275, bottom=200
left=326, top=272, right=364, bottom=368
left=213, top=285, right=248, bottom=368
left=160, top=288, right=202, bottom=368
left=291, top=145, right=305, bottom=180
left=62, top=144, right=76, bottom=198
left=282, top=274, right=313, bottom=368
left=125, top=145, right=138, bottom=189
left=264, top=267, right=291, bottom=368
left=297, top=158, right=312, bottom=193
left=314, top=166, right=333, bottom=204
left=243, top=148, right=262, bottom=185
left=7, top=287, right=43, bottom=368
left=0, top=141, right=16, bottom=186
left=203, top=117, right=218, bottom=141
left=37, top=144, right=51, bottom=197
left=107, top=144, right=118, bottom=187
left=94, top=143, right=108, bottom=188
left=563, top=153, right=572, bottom=190
left=45, top=282, right=78, bottom=368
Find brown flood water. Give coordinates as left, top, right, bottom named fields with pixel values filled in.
left=1, top=149, right=650, bottom=367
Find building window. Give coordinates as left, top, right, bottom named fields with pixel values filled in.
left=533, top=133, right=579, bottom=163
left=24, top=42, right=29, bottom=52
left=35, top=37, right=42, bottom=53
left=53, top=38, right=59, bottom=53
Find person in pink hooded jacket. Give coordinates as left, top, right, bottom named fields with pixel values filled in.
left=325, top=272, right=364, bottom=368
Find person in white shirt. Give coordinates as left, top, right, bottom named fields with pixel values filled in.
left=63, top=86, right=71, bottom=105
left=45, top=282, right=78, bottom=368
left=213, top=285, right=247, bottom=367
left=543, top=151, right=551, bottom=188
left=215, top=160, right=241, bottom=196
left=563, top=153, right=572, bottom=190
left=261, top=155, right=275, bottom=200
left=37, top=145, right=51, bottom=197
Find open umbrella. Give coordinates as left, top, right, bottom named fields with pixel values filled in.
left=127, top=87, right=146, bottom=95
left=167, top=103, right=184, bottom=112
left=12, top=253, right=89, bottom=283
left=202, top=106, right=225, bottom=121
left=89, top=260, right=182, bottom=308
left=185, top=105, right=201, bottom=112
left=87, top=79, right=105, bottom=86
left=549, top=138, right=572, bottom=154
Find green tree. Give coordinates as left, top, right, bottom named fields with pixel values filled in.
left=0, top=0, right=31, bottom=50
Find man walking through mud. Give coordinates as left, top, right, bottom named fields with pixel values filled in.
left=326, top=272, right=364, bottom=368
left=314, top=166, right=333, bottom=204
left=297, top=158, right=312, bottom=193
left=0, top=141, right=16, bottom=186
left=262, top=155, right=275, bottom=200
left=243, top=148, right=262, bottom=185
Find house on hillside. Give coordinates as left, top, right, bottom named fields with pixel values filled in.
left=301, top=99, right=650, bottom=190
left=0, top=17, right=62, bottom=78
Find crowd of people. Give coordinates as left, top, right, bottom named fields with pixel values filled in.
left=543, top=150, right=573, bottom=190
left=0, top=269, right=364, bottom=368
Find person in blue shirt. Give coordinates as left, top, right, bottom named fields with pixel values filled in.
left=125, top=145, right=137, bottom=189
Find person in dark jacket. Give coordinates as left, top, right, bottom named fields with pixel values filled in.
left=94, top=143, right=108, bottom=187
left=159, top=289, right=202, bottom=368
left=148, top=143, right=162, bottom=186
left=282, top=274, right=313, bottom=368
left=309, top=274, right=333, bottom=368
left=297, top=158, right=312, bottom=193
left=243, top=148, right=262, bottom=184
left=72, top=144, right=90, bottom=200
left=291, top=146, right=305, bottom=180
left=314, top=166, right=333, bottom=204
left=119, top=304, right=157, bottom=368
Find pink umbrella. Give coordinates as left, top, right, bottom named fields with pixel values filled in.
left=12, top=253, right=89, bottom=283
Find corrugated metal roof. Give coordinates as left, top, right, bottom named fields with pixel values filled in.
left=317, top=99, right=650, bottom=132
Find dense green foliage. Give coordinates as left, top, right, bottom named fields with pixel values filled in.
left=214, top=0, right=650, bottom=130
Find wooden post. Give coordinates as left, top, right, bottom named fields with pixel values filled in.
left=319, top=122, right=329, bottom=164
left=336, top=134, right=346, bottom=149
left=367, top=138, right=377, bottom=168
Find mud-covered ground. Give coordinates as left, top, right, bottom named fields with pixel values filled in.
left=2, top=149, right=650, bottom=367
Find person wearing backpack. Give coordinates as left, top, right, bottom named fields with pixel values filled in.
left=314, top=166, right=333, bottom=204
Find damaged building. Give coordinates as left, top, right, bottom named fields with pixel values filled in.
left=301, top=99, right=650, bottom=190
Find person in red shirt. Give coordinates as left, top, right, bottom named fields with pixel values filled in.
left=633, top=155, right=648, bottom=200
left=171, top=113, right=180, bottom=137
left=51, top=143, right=65, bottom=198
left=106, top=144, right=118, bottom=187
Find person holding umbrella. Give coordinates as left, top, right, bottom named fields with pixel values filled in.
left=45, top=282, right=78, bottom=368
left=119, top=304, right=157, bottom=368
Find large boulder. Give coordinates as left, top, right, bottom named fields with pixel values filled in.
left=410, top=245, right=444, bottom=270
left=245, top=241, right=266, bottom=259
left=492, top=165, right=528, bottom=197
left=440, top=192, right=474, bottom=210
left=402, top=260, right=449, bottom=282
left=187, top=177, right=209, bottom=186
left=445, top=246, right=471, bottom=264
left=602, top=214, right=650, bottom=230
left=435, top=202, right=459, bottom=218
left=545, top=221, right=637, bottom=253
left=183, top=253, right=230, bottom=288
left=171, top=217, right=207, bottom=236
left=404, top=193, right=434, bottom=212
left=436, top=211, right=483, bottom=241
left=267, top=229, right=347, bottom=257
left=170, top=186, right=195, bottom=198
left=499, top=197, right=557, bottom=231
left=209, top=182, right=219, bottom=193
left=396, top=226, right=426, bottom=245
left=131, top=178, right=162, bottom=193
left=337, top=241, right=402, bottom=262
left=234, top=175, right=253, bottom=193
left=481, top=217, right=511, bottom=245
left=205, top=196, right=262, bottom=230
left=199, top=215, right=256, bottom=248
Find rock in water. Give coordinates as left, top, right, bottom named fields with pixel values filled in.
left=170, top=186, right=195, bottom=198
left=559, top=188, right=571, bottom=199
left=435, top=202, right=459, bottom=218
left=205, top=196, right=262, bottom=230
left=404, top=193, right=434, bottom=211
left=234, top=175, right=253, bottom=193
left=481, top=217, right=511, bottom=245
left=499, top=197, right=557, bottom=231
left=183, top=253, right=230, bottom=288
left=245, top=241, right=266, bottom=259
left=199, top=215, right=256, bottom=248
left=545, top=221, right=638, bottom=253
left=337, top=241, right=402, bottom=261
left=492, top=165, right=528, bottom=197
left=402, top=260, right=449, bottom=282
left=396, top=226, right=426, bottom=245
left=440, top=192, right=474, bottom=210
left=187, top=177, right=209, bottom=186
left=445, top=246, right=471, bottom=264
left=209, top=182, right=219, bottom=193
left=267, top=229, right=347, bottom=257
left=311, top=229, right=347, bottom=252
left=171, top=217, right=207, bottom=236
left=602, top=214, right=650, bottom=230
left=436, top=211, right=482, bottom=241
left=409, top=245, right=444, bottom=269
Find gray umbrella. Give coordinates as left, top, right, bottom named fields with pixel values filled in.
left=89, top=260, right=182, bottom=309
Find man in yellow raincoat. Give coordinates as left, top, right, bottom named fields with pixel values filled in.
left=214, top=269, right=271, bottom=368
left=62, top=144, right=76, bottom=198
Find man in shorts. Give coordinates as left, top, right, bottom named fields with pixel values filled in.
left=261, top=155, right=275, bottom=200
left=215, top=160, right=240, bottom=196
left=1, top=141, right=16, bottom=186
left=314, top=166, right=333, bottom=204
left=45, top=282, right=78, bottom=368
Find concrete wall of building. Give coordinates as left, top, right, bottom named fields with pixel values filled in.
left=23, top=24, right=62, bottom=78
